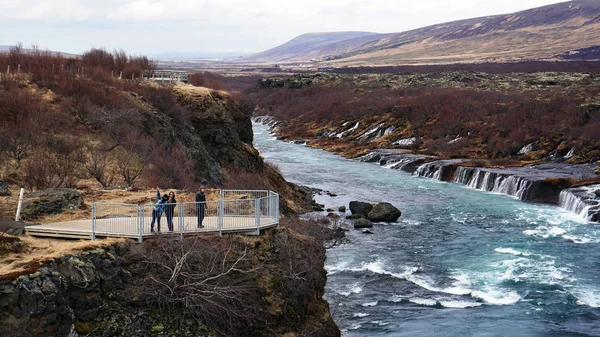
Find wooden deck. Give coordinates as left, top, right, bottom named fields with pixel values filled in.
left=25, top=216, right=278, bottom=240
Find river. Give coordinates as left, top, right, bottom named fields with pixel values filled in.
left=253, top=123, right=600, bottom=337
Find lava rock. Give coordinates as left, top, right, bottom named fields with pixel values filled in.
left=346, top=214, right=365, bottom=220
left=367, top=203, right=402, bottom=222
left=312, top=202, right=325, bottom=212
left=591, top=212, right=600, bottom=223
left=21, top=188, right=84, bottom=220
left=349, top=201, right=373, bottom=216
left=327, top=213, right=341, bottom=219
left=0, top=181, right=9, bottom=196
left=338, top=206, right=346, bottom=213
left=362, top=229, right=374, bottom=234
left=354, top=218, right=373, bottom=229
left=595, top=190, right=600, bottom=198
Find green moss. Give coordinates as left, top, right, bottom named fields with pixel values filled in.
left=27, top=272, right=41, bottom=279
left=68, top=257, right=85, bottom=267
left=74, top=321, right=92, bottom=334
left=151, top=324, right=165, bottom=333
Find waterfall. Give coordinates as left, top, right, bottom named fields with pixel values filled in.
left=559, top=185, right=600, bottom=222
left=384, top=157, right=419, bottom=170
left=452, top=167, right=533, bottom=200
left=414, top=162, right=444, bottom=180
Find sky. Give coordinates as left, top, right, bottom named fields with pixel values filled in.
left=0, top=0, right=568, bottom=58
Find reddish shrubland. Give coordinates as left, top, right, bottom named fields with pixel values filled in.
left=244, top=72, right=600, bottom=161
left=0, top=46, right=249, bottom=191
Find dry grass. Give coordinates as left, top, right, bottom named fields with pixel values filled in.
left=1, top=179, right=222, bottom=223
left=0, top=236, right=126, bottom=280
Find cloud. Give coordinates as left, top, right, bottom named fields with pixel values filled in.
left=0, top=0, right=568, bottom=54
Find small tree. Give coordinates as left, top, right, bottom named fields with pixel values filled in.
left=84, top=141, right=118, bottom=188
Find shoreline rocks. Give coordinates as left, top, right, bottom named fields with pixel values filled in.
left=354, top=218, right=374, bottom=229
left=349, top=201, right=373, bottom=217
left=367, top=203, right=402, bottom=222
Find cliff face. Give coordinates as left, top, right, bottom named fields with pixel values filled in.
left=0, top=223, right=340, bottom=337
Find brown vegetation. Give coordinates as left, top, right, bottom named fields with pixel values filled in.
left=244, top=71, right=600, bottom=162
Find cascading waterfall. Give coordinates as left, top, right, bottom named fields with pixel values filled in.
left=414, top=162, right=445, bottom=180
left=453, top=167, right=533, bottom=200
left=559, top=185, right=600, bottom=221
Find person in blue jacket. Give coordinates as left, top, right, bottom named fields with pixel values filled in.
left=150, top=188, right=169, bottom=233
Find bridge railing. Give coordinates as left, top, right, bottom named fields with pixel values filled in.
left=91, top=190, right=279, bottom=242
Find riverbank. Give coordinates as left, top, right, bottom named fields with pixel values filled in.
left=254, top=118, right=600, bottom=223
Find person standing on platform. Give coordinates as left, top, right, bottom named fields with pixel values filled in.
left=196, top=186, right=206, bottom=228
left=150, top=188, right=168, bottom=233
left=165, top=191, right=177, bottom=232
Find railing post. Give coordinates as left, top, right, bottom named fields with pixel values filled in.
left=218, top=200, right=224, bottom=236
left=255, top=198, right=260, bottom=235
left=138, top=205, right=144, bottom=243
left=178, top=203, right=184, bottom=235
left=91, top=202, right=96, bottom=240
left=276, top=193, right=280, bottom=229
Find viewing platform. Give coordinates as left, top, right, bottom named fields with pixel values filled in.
left=25, top=190, right=279, bottom=242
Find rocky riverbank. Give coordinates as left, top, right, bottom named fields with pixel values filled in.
left=254, top=118, right=600, bottom=222
left=360, top=149, right=600, bottom=222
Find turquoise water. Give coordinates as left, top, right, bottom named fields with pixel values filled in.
left=253, top=123, right=600, bottom=337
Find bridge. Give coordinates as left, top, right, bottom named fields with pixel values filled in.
left=25, top=190, right=279, bottom=242
left=143, top=70, right=189, bottom=83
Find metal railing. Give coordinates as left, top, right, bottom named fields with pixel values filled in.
left=91, top=190, right=279, bottom=242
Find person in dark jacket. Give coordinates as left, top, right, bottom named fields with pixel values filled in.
left=196, top=186, right=206, bottom=228
left=150, top=188, right=168, bottom=233
left=165, top=191, right=177, bottom=232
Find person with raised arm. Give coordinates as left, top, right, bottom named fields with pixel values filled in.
left=150, top=187, right=168, bottom=233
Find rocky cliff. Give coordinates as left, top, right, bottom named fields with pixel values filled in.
left=0, top=221, right=340, bottom=337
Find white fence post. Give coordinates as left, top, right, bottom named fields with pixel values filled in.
left=276, top=193, right=280, bottom=228
left=138, top=205, right=144, bottom=243
left=255, top=198, right=260, bottom=235
left=91, top=202, right=96, bottom=240
left=178, top=203, right=184, bottom=235
left=14, top=188, right=25, bottom=222
left=218, top=199, right=224, bottom=236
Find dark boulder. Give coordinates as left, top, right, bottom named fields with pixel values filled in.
left=21, top=189, right=84, bottom=220
left=349, top=201, right=373, bottom=216
left=354, top=218, right=373, bottom=229
left=346, top=214, right=365, bottom=220
left=312, top=202, right=325, bottom=212
left=367, top=203, right=402, bottom=222
left=338, top=206, right=346, bottom=213
left=595, top=190, right=600, bottom=198
left=362, top=229, right=374, bottom=234
left=0, top=181, right=9, bottom=196
left=591, top=211, right=600, bottom=223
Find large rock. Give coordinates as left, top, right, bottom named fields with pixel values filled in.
left=0, top=181, right=9, bottom=196
left=354, top=218, right=373, bottom=229
left=21, top=188, right=84, bottom=220
left=349, top=201, right=373, bottom=216
left=367, top=203, right=402, bottom=222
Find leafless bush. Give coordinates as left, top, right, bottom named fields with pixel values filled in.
left=133, top=237, right=264, bottom=336
left=84, top=141, right=119, bottom=188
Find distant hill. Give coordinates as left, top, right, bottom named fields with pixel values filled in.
left=0, top=45, right=78, bottom=58
left=242, top=0, right=600, bottom=65
left=237, top=31, right=380, bottom=63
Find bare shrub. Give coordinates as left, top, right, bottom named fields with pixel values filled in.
left=132, top=237, right=264, bottom=336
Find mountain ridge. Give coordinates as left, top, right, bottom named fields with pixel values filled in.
left=240, top=0, right=600, bottom=65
